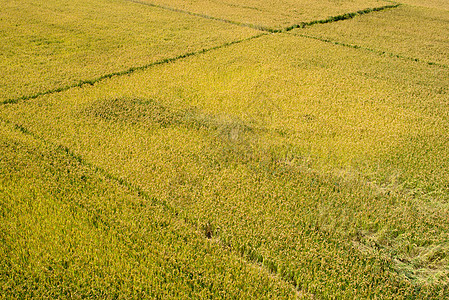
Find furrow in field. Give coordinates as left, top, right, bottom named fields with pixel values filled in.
left=127, top=0, right=400, bottom=32
left=0, top=119, right=302, bottom=298
left=126, top=0, right=273, bottom=32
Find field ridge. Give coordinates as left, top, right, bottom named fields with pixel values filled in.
left=1, top=33, right=266, bottom=106
left=128, top=0, right=401, bottom=33
left=1, top=3, right=403, bottom=107
left=282, top=4, right=401, bottom=32
left=293, top=33, right=449, bottom=69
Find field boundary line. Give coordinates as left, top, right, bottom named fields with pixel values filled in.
left=292, top=32, right=449, bottom=69
left=127, top=0, right=400, bottom=33
left=126, top=0, right=274, bottom=32
left=282, top=4, right=400, bottom=32
left=1, top=3, right=402, bottom=106
left=0, top=117, right=309, bottom=298
left=1, top=33, right=266, bottom=106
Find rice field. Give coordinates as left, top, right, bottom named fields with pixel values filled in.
left=135, top=0, right=392, bottom=29
left=1, top=0, right=448, bottom=298
left=0, top=121, right=297, bottom=298
left=299, top=5, right=449, bottom=66
left=0, top=0, right=257, bottom=101
left=398, top=0, right=449, bottom=10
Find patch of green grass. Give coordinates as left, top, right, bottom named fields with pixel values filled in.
left=2, top=33, right=448, bottom=297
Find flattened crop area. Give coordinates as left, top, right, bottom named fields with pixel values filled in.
left=1, top=0, right=448, bottom=298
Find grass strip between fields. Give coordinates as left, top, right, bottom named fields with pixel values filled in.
left=281, top=3, right=401, bottom=32
left=0, top=116, right=308, bottom=296
left=127, top=0, right=400, bottom=33
left=1, top=33, right=267, bottom=106
left=1, top=3, right=402, bottom=107
left=293, top=33, right=449, bottom=69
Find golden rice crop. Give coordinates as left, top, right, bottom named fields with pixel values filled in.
left=0, top=0, right=257, bottom=101
left=2, top=1, right=449, bottom=298
left=397, top=0, right=449, bottom=10
left=0, top=120, right=299, bottom=298
left=136, top=0, right=392, bottom=29
left=298, top=5, right=449, bottom=66
left=2, top=32, right=448, bottom=297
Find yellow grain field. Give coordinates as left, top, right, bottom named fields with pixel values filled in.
left=0, top=0, right=257, bottom=101
left=398, top=0, right=449, bottom=10
left=1, top=0, right=448, bottom=298
left=2, top=32, right=447, bottom=297
left=299, top=5, right=449, bottom=66
left=136, top=0, right=392, bottom=28
left=0, top=120, right=300, bottom=299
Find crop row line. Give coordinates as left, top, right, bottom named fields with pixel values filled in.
left=0, top=33, right=267, bottom=106
left=1, top=117, right=306, bottom=297
left=293, top=32, right=448, bottom=69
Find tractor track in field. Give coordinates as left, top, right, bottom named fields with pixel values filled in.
left=126, top=0, right=273, bottom=32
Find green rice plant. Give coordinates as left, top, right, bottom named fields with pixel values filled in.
left=0, top=0, right=258, bottom=101
left=298, top=5, right=449, bottom=66
left=0, top=120, right=299, bottom=299
left=134, top=0, right=393, bottom=29
left=2, top=33, right=448, bottom=297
